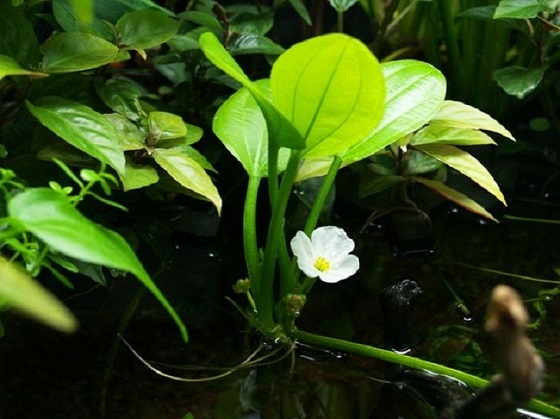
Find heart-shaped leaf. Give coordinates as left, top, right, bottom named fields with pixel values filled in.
left=271, top=33, right=386, bottom=158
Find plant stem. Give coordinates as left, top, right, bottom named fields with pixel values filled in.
left=244, top=175, right=261, bottom=294
left=436, top=0, right=462, bottom=95
left=337, top=11, right=344, bottom=33
left=291, top=329, right=560, bottom=418
left=259, top=151, right=302, bottom=331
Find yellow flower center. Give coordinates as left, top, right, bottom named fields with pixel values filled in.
left=314, top=256, right=331, bottom=272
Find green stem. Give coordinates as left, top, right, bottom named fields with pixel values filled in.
left=244, top=176, right=262, bottom=294
left=437, top=0, right=462, bottom=95
left=259, top=151, right=302, bottom=331
left=337, top=11, right=344, bottom=33
left=290, top=329, right=560, bottom=418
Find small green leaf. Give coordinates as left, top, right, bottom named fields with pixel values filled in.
left=494, top=0, right=549, bottom=19
left=96, top=77, right=145, bottom=121
left=116, top=9, right=181, bottom=50
left=493, top=65, right=546, bottom=99
left=414, top=177, right=497, bottom=222
left=70, top=0, right=94, bottom=27
left=410, top=125, right=496, bottom=146
left=415, top=143, right=506, bottom=205
left=359, top=175, right=403, bottom=198
left=27, top=97, right=126, bottom=175
left=152, top=148, right=222, bottom=214
left=342, top=59, right=446, bottom=163
left=403, top=150, right=444, bottom=175
left=0, top=257, right=78, bottom=333
left=120, top=160, right=159, bottom=191
left=178, top=11, right=224, bottom=34
left=185, top=123, right=204, bottom=145
left=0, top=2, right=40, bottom=67
left=0, top=54, right=47, bottom=80
left=40, top=32, right=123, bottom=73
left=199, top=31, right=304, bottom=151
left=287, top=0, right=312, bottom=25
left=431, top=100, right=515, bottom=140
left=231, top=12, right=274, bottom=36
left=149, top=111, right=187, bottom=141
left=271, top=33, right=385, bottom=158
left=229, top=34, right=284, bottom=56
left=213, top=80, right=289, bottom=178
left=8, top=188, right=187, bottom=341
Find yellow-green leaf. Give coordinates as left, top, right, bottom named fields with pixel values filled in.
left=431, top=100, right=515, bottom=141
left=410, top=125, right=497, bottom=146
left=0, top=257, right=78, bottom=333
left=0, top=54, right=47, bottom=80
left=415, top=143, right=506, bottom=205
left=414, top=177, right=497, bottom=222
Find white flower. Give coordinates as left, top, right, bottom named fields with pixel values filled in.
left=290, top=226, right=359, bottom=283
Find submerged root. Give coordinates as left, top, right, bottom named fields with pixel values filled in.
left=119, top=334, right=296, bottom=382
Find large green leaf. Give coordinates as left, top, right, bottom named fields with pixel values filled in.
left=40, top=32, right=124, bottom=73
left=8, top=188, right=187, bottom=340
left=213, top=80, right=289, bottom=178
left=104, top=113, right=145, bottom=151
left=0, top=55, right=47, bottom=80
left=414, top=177, right=497, bottom=222
left=28, top=97, right=126, bottom=175
left=96, top=77, right=145, bottom=121
left=410, top=125, right=496, bottom=146
left=116, top=9, right=181, bottom=51
left=0, top=257, right=78, bottom=333
left=271, top=33, right=385, bottom=158
left=341, top=59, right=446, bottom=163
left=199, top=32, right=304, bottom=151
left=152, top=148, right=222, bottom=214
left=431, top=100, right=515, bottom=140
left=415, top=143, right=506, bottom=205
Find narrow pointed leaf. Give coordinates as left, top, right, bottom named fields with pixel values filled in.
left=8, top=188, right=187, bottom=341
left=431, top=100, right=515, bottom=140
left=0, top=55, right=47, bottom=80
left=415, top=143, right=506, bottom=205
left=414, top=177, right=497, bottom=222
left=199, top=32, right=304, bottom=150
left=271, top=33, right=385, bottom=158
left=152, top=148, right=222, bottom=214
left=342, top=59, right=446, bottom=163
left=40, top=32, right=122, bottom=73
left=27, top=97, right=126, bottom=175
left=0, top=257, right=78, bottom=333
left=410, top=125, right=497, bottom=146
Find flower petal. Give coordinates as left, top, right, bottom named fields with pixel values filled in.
left=311, top=226, right=355, bottom=262
left=290, top=231, right=321, bottom=278
left=319, top=254, right=359, bottom=283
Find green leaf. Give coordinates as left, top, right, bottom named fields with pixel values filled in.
left=0, top=54, right=47, bottom=80
left=152, top=148, right=222, bottom=214
left=341, top=59, right=446, bottom=163
left=120, top=160, right=159, bottom=191
left=199, top=31, right=305, bottom=151
left=415, top=143, right=506, bottom=205
left=185, top=123, right=204, bottom=145
left=271, top=33, right=386, bottom=158
left=403, top=150, right=444, bottom=175
left=287, top=0, right=312, bottom=25
left=410, top=125, right=497, bottom=146
left=40, top=32, right=123, bottom=73
left=8, top=188, right=187, bottom=341
left=104, top=113, right=145, bottom=151
left=494, top=0, right=549, bottom=19
left=94, top=0, right=171, bottom=23
left=493, top=65, right=546, bottom=99
left=178, top=11, right=224, bottom=34
left=116, top=9, right=181, bottom=51
left=0, top=257, right=78, bottom=333
left=96, top=77, right=146, bottom=121
left=149, top=111, right=187, bottom=141
left=213, top=80, right=289, bottom=178
left=0, top=2, right=40, bottom=67
left=413, top=177, right=497, bottom=222
left=27, top=97, right=126, bottom=175
left=328, top=0, right=359, bottom=13
left=229, top=34, right=284, bottom=56
left=231, top=12, right=274, bottom=36
left=359, top=175, right=403, bottom=198
left=431, top=100, right=515, bottom=140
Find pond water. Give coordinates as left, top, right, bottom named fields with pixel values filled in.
left=2, top=190, right=559, bottom=418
